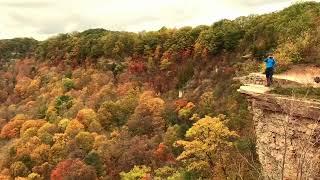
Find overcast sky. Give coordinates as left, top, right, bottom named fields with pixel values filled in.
left=0, top=0, right=316, bottom=40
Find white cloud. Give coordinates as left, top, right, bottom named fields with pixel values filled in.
left=0, top=0, right=317, bottom=40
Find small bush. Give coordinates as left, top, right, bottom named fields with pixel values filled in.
left=62, top=78, right=75, bottom=92
left=10, top=161, right=29, bottom=177
left=55, top=95, right=73, bottom=114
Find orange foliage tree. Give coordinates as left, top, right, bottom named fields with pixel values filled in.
left=127, top=91, right=166, bottom=136
left=1, top=119, right=25, bottom=138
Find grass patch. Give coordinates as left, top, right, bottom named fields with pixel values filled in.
left=270, top=86, right=320, bottom=100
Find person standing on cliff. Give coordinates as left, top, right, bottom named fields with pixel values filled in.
left=264, top=55, right=276, bottom=87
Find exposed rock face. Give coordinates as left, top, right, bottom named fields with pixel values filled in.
left=238, top=74, right=320, bottom=179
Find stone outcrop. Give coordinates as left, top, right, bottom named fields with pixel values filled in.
left=238, top=74, right=320, bottom=179
left=235, top=73, right=303, bottom=88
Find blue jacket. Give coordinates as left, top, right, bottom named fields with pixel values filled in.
left=264, top=57, right=276, bottom=68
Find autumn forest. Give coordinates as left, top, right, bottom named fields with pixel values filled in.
left=0, top=2, right=320, bottom=179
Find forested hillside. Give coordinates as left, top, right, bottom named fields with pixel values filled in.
left=0, top=2, right=320, bottom=179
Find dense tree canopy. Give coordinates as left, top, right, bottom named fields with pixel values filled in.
left=0, top=2, right=319, bottom=179
left=0, top=2, right=319, bottom=68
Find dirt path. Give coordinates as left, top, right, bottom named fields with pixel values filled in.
left=276, top=65, right=320, bottom=87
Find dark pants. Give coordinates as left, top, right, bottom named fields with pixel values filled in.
left=265, top=67, right=274, bottom=86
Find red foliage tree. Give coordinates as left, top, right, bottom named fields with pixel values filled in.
left=174, top=99, right=188, bottom=111
left=128, top=61, right=146, bottom=74
left=180, top=49, right=192, bottom=60
left=154, top=143, right=175, bottom=163
left=50, top=159, right=96, bottom=180
left=162, top=51, right=172, bottom=60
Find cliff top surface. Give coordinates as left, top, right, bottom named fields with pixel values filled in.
left=238, top=84, right=271, bottom=95
left=237, top=70, right=320, bottom=119
left=237, top=66, right=320, bottom=105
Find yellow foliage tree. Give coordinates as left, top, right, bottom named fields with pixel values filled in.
left=138, top=91, right=165, bottom=117
left=49, top=134, right=70, bottom=164
left=65, top=120, right=84, bottom=137
left=20, top=120, right=46, bottom=136
left=75, top=132, right=95, bottom=152
left=27, top=79, right=40, bottom=95
left=30, top=144, right=51, bottom=166
left=176, top=116, right=238, bottom=176
left=76, top=109, right=102, bottom=133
